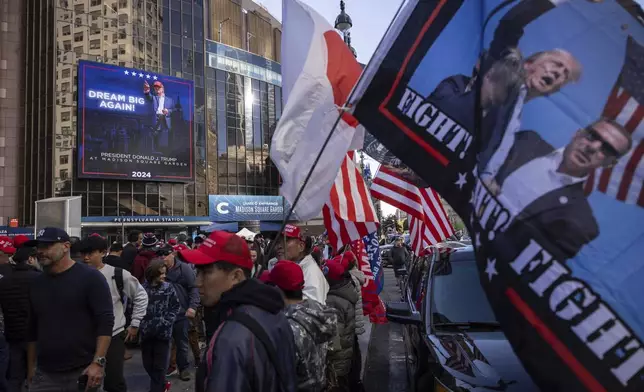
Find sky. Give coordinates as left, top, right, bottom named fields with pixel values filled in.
left=261, top=0, right=403, bottom=216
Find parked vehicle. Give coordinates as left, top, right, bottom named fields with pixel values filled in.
left=385, top=247, right=538, bottom=392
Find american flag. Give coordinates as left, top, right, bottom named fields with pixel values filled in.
left=372, top=166, right=454, bottom=255
left=584, top=36, right=644, bottom=206
left=323, top=152, right=380, bottom=251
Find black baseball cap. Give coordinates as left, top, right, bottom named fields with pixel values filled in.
left=79, top=235, right=108, bottom=254
left=24, top=227, right=71, bottom=247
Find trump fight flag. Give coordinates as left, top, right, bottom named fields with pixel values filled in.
left=351, top=1, right=644, bottom=391
left=270, top=0, right=365, bottom=220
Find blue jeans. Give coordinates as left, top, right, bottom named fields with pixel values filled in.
left=0, top=334, right=8, bottom=392
left=172, top=319, right=190, bottom=372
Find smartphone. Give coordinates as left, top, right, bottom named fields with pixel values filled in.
left=77, top=374, right=88, bottom=391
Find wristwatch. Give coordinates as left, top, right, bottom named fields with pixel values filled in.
left=94, top=357, right=107, bottom=367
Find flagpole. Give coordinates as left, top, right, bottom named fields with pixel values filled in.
left=265, top=0, right=408, bottom=257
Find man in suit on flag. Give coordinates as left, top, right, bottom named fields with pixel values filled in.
left=490, top=118, right=633, bottom=261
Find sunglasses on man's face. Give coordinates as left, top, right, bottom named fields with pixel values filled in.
left=582, top=127, right=620, bottom=157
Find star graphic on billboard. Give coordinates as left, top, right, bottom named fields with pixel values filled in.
left=146, top=74, right=151, bottom=79
left=138, top=73, right=144, bottom=77
left=153, top=75, right=158, bottom=80
left=124, top=70, right=129, bottom=75
left=131, top=72, right=137, bottom=78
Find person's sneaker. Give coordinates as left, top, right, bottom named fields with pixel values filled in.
left=166, top=367, right=178, bottom=377
left=179, top=370, right=191, bottom=381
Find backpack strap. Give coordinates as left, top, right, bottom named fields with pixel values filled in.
left=208, top=311, right=288, bottom=392
left=113, top=267, right=125, bottom=304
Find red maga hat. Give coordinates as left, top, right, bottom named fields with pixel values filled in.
left=179, top=231, right=252, bottom=270
left=283, top=224, right=303, bottom=241
left=267, top=260, right=305, bottom=292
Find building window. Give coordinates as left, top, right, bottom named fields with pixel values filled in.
left=61, top=68, right=71, bottom=79
left=60, top=155, right=69, bottom=165
left=119, top=28, right=126, bottom=39
left=61, top=112, right=71, bottom=122
left=74, top=46, right=83, bottom=56
left=74, top=32, right=83, bottom=42
left=63, top=41, right=71, bottom=51
left=91, top=0, right=101, bottom=6
left=61, top=82, right=70, bottom=92
left=60, top=169, right=69, bottom=181
left=62, top=25, right=71, bottom=36
left=89, top=40, right=100, bottom=49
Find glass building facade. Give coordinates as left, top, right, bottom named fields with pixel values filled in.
left=19, top=0, right=282, bottom=227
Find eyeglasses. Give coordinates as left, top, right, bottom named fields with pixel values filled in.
left=582, top=127, right=620, bottom=157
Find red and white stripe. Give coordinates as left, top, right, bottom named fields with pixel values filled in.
left=372, top=166, right=454, bottom=254
left=584, top=86, right=644, bottom=206
left=323, top=152, right=379, bottom=251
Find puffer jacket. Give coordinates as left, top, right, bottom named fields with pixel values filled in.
left=349, top=267, right=367, bottom=335
left=132, top=249, right=157, bottom=283
left=325, top=279, right=358, bottom=378
left=0, top=263, right=40, bottom=342
left=197, top=279, right=297, bottom=392
left=140, top=281, right=180, bottom=341
left=285, top=299, right=338, bottom=392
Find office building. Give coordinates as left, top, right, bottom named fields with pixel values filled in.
left=13, top=0, right=284, bottom=241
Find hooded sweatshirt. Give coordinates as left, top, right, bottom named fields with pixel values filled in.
left=326, top=279, right=359, bottom=378
left=285, top=299, right=338, bottom=392
left=132, top=249, right=157, bottom=283
left=198, top=278, right=297, bottom=392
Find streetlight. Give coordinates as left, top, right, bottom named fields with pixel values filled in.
left=334, top=1, right=353, bottom=33
left=335, top=1, right=357, bottom=58
left=219, top=18, right=231, bottom=43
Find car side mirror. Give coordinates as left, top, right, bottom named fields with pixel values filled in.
left=386, top=301, right=422, bottom=325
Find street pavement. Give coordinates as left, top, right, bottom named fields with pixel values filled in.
left=363, top=268, right=409, bottom=392
left=123, top=268, right=408, bottom=391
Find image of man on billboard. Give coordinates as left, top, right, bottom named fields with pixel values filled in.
left=77, top=60, right=194, bottom=181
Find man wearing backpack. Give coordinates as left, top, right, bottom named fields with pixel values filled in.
left=80, top=235, right=148, bottom=392
left=178, top=231, right=297, bottom=392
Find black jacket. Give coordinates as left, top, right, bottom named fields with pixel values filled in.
left=494, top=131, right=599, bottom=262
left=121, top=243, right=138, bottom=271
left=0, top=263, right=41, bottom=342
left=390, top=246, right=409, bottom=267
left=103, top=254, right=130, bottom=271
left=197, top=279, right=297, bottom=392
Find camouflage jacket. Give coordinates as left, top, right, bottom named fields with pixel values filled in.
left=285, top=299, right=338, bottom=392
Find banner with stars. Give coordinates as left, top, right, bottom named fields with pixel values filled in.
left=77, top=60, right=194, bottom=182
left=352, top=0, right=644, bottom=391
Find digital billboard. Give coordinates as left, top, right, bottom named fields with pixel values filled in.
left=77, top=60, right=194, bottom=182
left=209, top=195, right=289, bottom=222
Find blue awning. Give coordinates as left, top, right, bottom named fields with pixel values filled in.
left=259, top=221, right=284, bottom=232
left=200, top=222, right=239, bottom=233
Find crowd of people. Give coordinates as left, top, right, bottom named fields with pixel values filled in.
left=0, top=223, right=368, bottom=392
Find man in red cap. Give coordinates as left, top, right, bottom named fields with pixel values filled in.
left=265, top=260, right=337, bottom=392
left=282, top=224, right=329, bottom=305
left=143, top=79, right=174, bottom=152
left=178, top=231, right=296, bottom=392
left=0, top=239, right=16, bottom=265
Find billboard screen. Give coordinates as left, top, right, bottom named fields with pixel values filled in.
left=77, top=60, right=194, bottom=182
left=209, top=195, right=289, bottom=222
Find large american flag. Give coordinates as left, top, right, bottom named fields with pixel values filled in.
left=584, top=36, right=644, bottom=207
left=371, top=166, right=454, bottom=255
left=323, top=152, right=379, bottom=251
